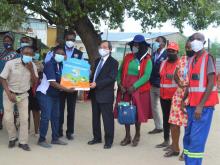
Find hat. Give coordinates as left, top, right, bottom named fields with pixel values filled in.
left=167, top=42, right=179, bottom=51
left=128, top=35, right=150, bottom=47
left=3, top=32, right=14, bottom=42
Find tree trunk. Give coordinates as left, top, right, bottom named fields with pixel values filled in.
left=73, top=16, right=101, bottom=70
left=56, top=24, right=65, bottom=46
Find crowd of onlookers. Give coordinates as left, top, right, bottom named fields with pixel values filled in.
left=0, top=31, right=218, bottom=165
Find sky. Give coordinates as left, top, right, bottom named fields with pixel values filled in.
left=100, top=17, right=220, bottom=43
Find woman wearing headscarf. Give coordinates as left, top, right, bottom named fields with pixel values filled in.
left=0, top=33, right=20, bottom=129
left=114, top=35, right=153, bottom=147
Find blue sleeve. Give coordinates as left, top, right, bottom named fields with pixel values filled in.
left=44, top=51, right=53, bottom=63
left=44, top=62, right=56, bottom=81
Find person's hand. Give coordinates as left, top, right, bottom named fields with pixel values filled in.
left=90, top=82, right=96, bottom=89
left=194, top=105, right=203, bottom=120
left=7, top=92, right=16, bottom=103
left=180, top=100, right=187, bottom=114
left=119, top=84, right=126, bottom=94
left=127, top=86, right=135, bottom=95
left=65, top=88, right=75, bottom=93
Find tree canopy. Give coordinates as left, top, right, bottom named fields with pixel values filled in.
left=3, top=0, right=220, bottom=63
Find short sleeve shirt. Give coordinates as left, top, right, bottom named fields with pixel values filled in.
left=0, top=58, right=38, bottom=93
left=42, top=58, right=63, bottom=97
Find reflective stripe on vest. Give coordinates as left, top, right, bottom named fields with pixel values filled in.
left=189, top=53, right=218, bottom=93
left=160, top=84, right=178, bottom=88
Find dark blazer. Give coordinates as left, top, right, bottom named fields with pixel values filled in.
left=90, top=56, right=119, bottom=104
left=150, top=50, right=167, bottom=87
left=64, top=47, right=83, bottom=59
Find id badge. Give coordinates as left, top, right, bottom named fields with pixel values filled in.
left=192, top=74, right=200, bottom=80
left=138, top=65, right=140, bottom=71
left=166, top=74, right=174, bottom=79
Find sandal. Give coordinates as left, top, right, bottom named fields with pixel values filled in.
left=132, top=135, right=140, bottom=147
left=164, top=148, right=180, bottom=157
left=120, top=137, right=131, bottom=146
left=179, top=151, right=184, bottom=161
left=163, top=145, right=172, bottom=151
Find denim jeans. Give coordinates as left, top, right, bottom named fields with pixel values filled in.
left=37, top=92, right=60, bottom=142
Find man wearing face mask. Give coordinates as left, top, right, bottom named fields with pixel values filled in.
left=58, top=31, right=83, bottom=140
left=156, top=42, right=179, bottom=149
left=149, top=36, right=167, bottom=134
left=114, top=35, right=152, bottom=147
left=16, top=36, right=33, bottom=54
left=182, top=33, right=219, bottom=165
left=0, top=33, right=20, bottom=130
left=36, top=46, right=75, bottom=148
left=0, top=46, right=38, bottom=151
left=88, top=41, right=118, bottom=149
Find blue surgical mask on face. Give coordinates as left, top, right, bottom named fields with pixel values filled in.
left=33, top=53, right=40, bottom=60
left=22, top=55, right=33, bottom=64
left=20, top=43, right=31, bottom=48
left=3, top=43, right=13, bottom=49
left=151, top=42, right=160, bottom=53
left=54, top=54, right=65, bottom=63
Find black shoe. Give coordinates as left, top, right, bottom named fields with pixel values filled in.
left=156, top=141, right=170, bottom=148
left=0, top=122, right=2, bottom=130
left=148, top=129, right=163, bottom=134
left=104, top=144, right=112, bottom=149
left=88, top=139, right=102, bottom=145
left=18, top=144, right=31, bottom=151
left=8, top=138, right=18, bottom=148
left=66, top=134, right=74, bottom=140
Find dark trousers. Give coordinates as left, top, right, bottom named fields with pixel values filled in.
left=59, top=91, right=77, bottom=136
left=37, top=92, right=60, bottom=142
left=91, top=97, right=114, bottom=145
left=160, top=98, right=172, bottom=142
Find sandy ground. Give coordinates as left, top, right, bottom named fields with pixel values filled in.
left=0, top=100, right=220, bottom=165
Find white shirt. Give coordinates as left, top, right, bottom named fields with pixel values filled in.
left=154, top=48, right=165, bottom=63
left=36, top=73, right=50, bottom=95
left=93, top=55, right=110, bottom=82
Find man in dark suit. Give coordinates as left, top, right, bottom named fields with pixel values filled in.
left=88, top=40, right=118, bottom=149
left=59, top=31, right=83, bottom=140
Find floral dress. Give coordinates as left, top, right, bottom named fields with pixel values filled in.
left=168, top=55, right=188, bottom=127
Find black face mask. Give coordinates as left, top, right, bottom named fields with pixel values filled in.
left=186, top=50, right=194, bottom=57
left=167, top=53, right=177, bottom=62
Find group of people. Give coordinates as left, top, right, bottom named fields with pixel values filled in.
left=0, top=31, right=218, bottom=165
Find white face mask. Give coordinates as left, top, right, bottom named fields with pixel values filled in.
left=191, top=40, right=204, bottom=52
left=66, top=41, right=75, bottom=48
left=99, top=48, right=110, bottom=57
left=132, top=46, right=139, bottom=54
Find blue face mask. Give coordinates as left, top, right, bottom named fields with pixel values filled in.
left=22, top=55, right=33, bottom=64
left=33, top=53, right=40, bottom=60
left=54, top=54, right=65, bottom=63
left=3, top=43, right=13, bottom=49
left=151, top=42, right=160, bottom=53
left=20, top=43, right=31, bottom=48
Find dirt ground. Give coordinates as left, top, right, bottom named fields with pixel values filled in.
left=0, top=100, right=219, bottom=165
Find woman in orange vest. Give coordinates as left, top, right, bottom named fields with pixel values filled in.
left=114, top=35, right=152, bottom=147
left=156, top=42, right=179, bottom=149
left=164, top=37, right=194, bottom=158
left=182, top=33, right=219, bottom=165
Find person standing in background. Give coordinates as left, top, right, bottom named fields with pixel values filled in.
left=149, top=36, right=167, bottom=134
left=0, top=33, right=20, bottom=130
left=156, top=42, right=179, bottom=148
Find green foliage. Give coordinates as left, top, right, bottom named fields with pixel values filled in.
left=0, top=0, right=26, bottom=30
left=6, top=0, right=220, bottom=31
left=210, top=41, right=220, bottom=57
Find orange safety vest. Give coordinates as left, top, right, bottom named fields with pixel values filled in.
left=160, top=59, right=178, bottom=99
left=121, top=53, right=151, bottom=92
left=188, top=51, right=219, bottom=106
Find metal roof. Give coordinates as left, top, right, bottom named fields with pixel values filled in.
left=76, top=32, right=178, bottom=42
